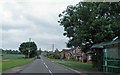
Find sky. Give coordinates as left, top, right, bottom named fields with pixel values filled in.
left=0, top=0, right=81, bottom=51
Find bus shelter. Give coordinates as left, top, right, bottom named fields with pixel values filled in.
left=91, top=39, right=120, bottom=74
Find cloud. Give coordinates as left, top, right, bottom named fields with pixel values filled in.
left=1, top=0, right=81, bottom=50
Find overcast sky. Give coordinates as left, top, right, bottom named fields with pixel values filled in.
left=0, top=0, right=81, bottom=51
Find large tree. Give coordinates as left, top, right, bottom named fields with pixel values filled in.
left=19, top=42, right=37, bottom=58
left=58, top=2, right=120, bottom=52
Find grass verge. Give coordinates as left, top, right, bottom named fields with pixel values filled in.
left=51, top=59, right=93, bottom=72
left=0, top=60, right=2, bottom=72
left=2, top=54, right=34, bottom=72
left=2, top=58, right=33, bottom=71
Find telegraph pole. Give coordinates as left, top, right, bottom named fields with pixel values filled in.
left=52, top=44, right=54, bottom=52
left=28, top=38, right=31, bottom=58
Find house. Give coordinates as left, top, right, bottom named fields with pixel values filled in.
left=91, top=39, right=120, bottom=73
left=60, top=47, right=94, bottom=63
left=70, top=46, right=93, bottom=63
left=60, top=49, right=71, bottom=59
left=60, top=47, right=83, bottom=61
left=72, top=47, right=82, bottom=61
left=60, top=48, right=80, bottom=60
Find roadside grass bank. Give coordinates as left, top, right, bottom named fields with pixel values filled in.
left=0, top=59, right=2, bottom=72
left=0, top=53, right=2, bottom=72
left=50, top=59, right=94, bottom=72
left=2, top=54, right=34, bottom=72
left=48, top=58, right=119, bottom=75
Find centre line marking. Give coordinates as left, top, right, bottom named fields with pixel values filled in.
left=45, top=65, right=48, bottom=69
left=49, top=70, right=52, bottom=73
left=44, top=63, right=46, bottom=65
left=43, top=62, right=53, bottom=75
left=49, top=70, right=53, bottom=75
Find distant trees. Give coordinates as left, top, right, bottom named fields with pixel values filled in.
left=2, top=49, right=21, bottom=54
left=19, top=41, right=37, bottom=58
left=58, top=2, right=120, bottom=52
left=36, top=48, right=42, bottom=56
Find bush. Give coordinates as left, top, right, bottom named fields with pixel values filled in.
left=45, top=52, right=61, bottom=59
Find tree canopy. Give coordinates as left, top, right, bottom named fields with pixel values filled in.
left=58, top=2, right=120, bottom=52
left=19, top=41, right=37, bottom=58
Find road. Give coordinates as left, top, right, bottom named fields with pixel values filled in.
left=20, top=55, right=80, bottom=75
left=2, top=55, right=105, bottom=75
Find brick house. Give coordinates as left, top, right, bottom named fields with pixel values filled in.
left=72, top=47, right=82, bottom=61
left=60, top=49, right=71, bottom=59
left=60, top=47, right=82, bottom=61
left=60, top=47, right=93, bottom=64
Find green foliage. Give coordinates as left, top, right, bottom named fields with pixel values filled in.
left=58, top=2, right=120, bottom=51
left=36, top=48, right=42, bottom=56
left=19, top=41, right=37, bottom=58
left=2, top=50, right=21, bottom=54
left=45, top=52, right=61, bottom=59
left=58, top=2, right=120, bottom=71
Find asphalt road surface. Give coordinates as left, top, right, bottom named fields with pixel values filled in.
left=20, top=55, right=80, bottom=75
left=2, top=56, right=106, bottom=75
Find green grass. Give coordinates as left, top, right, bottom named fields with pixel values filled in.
left=2, top=54, right=25, bottom=60
left=0, top=54, right=2, bottom=72
left=51, top=59, right=93, bottom=71
left=2, top=58, right=33, bottom=71
left=2, top=54, right=34, bottom=72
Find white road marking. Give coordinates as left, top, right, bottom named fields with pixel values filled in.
left=48, top=70, right=52, bottom=73
left=44, top=63, right=46, bottom=65
left=49, top=70, right=53, bottom=75
left=43, top=61, right=53, bottom=75
left=45, top=64, right=48, bottom=69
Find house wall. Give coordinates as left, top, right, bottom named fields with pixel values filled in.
left=60, top=51, right=71, bottom=59
left=72, top=47, right=82, bottom=61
